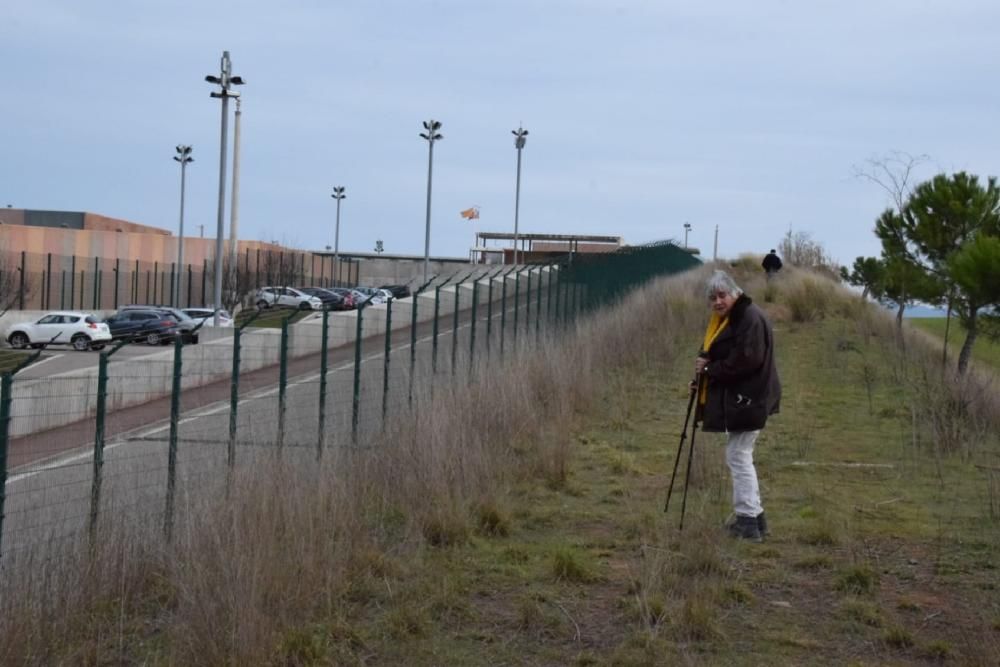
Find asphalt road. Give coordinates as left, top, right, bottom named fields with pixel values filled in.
left=12, top=342, right=172, bottom=380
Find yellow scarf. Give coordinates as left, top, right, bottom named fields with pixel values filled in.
left=698, top=312, right=729, bottom=405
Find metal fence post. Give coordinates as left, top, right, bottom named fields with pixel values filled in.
left=153, top=262, right=159, bottom=304
left=451, top=280, right=461, bottom=375
left=525, top=267, right=532, bottom=337
left=70, top=255, right=76, bottom=309
left=187, top=264, right=193, bottom=308
left=18, top=251, right=26, bottom=310
left=469, top=278, right=478, bottom=373
left=513, top=267, right=521, bottom=347
left=554, top=266, right=563, bottom=326
left=79, top=270, right=85, bottom=311
left=113, top=258, right=120, bottom=309
left=45, top=253, right=53, bottom=310
left=409, top=291, right=419, bottom=407
left=382, top=298, right=393, bottom=421
left=0, top=373, right=13, bottom=559
left=93, top=257, right=99, bottom=309
left=201, top=259, right=208, bottom=307
left=164, top=335, right=183, bottom=543
left=318, top=307, right=330, bottom=458
left=277, top=311, right=293, bottom=449
left=90, top=337, right=131, bottom=540
left=432, top=285, right=443, bottom=374
left=500, top=270, right=508, bottom=356
left=352, top=305, right=364, bottom=444
left=536, top=266, right=543, bottom=341
left=0, top=351, right=43, bottom=560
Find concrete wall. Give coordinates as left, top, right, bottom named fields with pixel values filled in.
left=8, top=268, right=555, bottom=439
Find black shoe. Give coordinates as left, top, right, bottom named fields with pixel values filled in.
left=757, top=512, right=769, bottom=537
left=728, top=515, right=762, bottom=542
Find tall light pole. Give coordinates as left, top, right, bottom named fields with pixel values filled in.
left=229, top=96, right=243, bottom=265
left=173, top=145, right=193, bottom=306
left=331, top=186, right=346, bottom=286
left=683, top=222, right=692, bottom=249
left=205, top=50, right=244, bottom=326
left=512, top=126, right=528, bottom=265
left=420, top=119, right=443, bottom=283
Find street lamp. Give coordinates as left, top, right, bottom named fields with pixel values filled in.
left=173, top=145, right=193, bottom=306
left=683, top=222, right=692, bottom=249
left=205, top=50, right=244, bottom=326
left=512, top=126, right=529, bottom=265
left=331, top=186, right=346, bottom=285
left=420, top=119, right=443, bottom=283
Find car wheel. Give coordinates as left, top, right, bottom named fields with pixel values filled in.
left=256, top=300, right=269, bottom=310
left=9, top=332, right=29, bottom=349
left=90, top=343, right=106, bottom=351
left=71, top=335, right=90, bottom=352
left=299, top=301, right=311, bottom=311
left=146, top=332, right=161, bottom=346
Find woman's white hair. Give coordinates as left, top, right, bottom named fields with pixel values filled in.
left=705, top=270, right=743, bottom=299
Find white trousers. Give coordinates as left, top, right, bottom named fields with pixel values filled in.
left=725, top=430, right=763, bottom=517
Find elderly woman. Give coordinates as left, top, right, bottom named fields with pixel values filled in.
left=694, top=270, right=781, bottom=542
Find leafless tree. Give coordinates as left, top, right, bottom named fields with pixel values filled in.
left=0, top=249, right=31, bottom=318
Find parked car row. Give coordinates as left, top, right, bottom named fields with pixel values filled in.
left=254, top=285, right=404, bottom=311
left=5, top=305, right=234, bottom=351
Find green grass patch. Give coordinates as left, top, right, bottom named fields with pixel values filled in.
left=234, top=307, right=313, bottom=328
left=0, top=349, right=37, bottom=373
left=909, top=317, right=1000, bottom=368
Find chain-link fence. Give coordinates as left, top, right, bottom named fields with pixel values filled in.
left=0, top=242, right=699, bottom=562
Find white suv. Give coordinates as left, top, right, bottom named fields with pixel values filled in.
left=255, top=287, right=323, bottom=311
left=6, top=311, right=113, bottom=351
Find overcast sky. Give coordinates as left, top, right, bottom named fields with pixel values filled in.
left=2, top=1, right=997, bottom=265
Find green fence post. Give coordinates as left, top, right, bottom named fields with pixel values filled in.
left=500, top=270, right=509, bottom=356
left=408, top=291, right=419, bottom=407
left=89, top=337, right=132, bottom=541
left=432, top=284, right=443, bottom=374
left=451, top=280, right=461, bottom=375
left=79, top=270, right=85, bottom=310
left=513, top=267, right=521, bottom=347
left=187, top=264, right=193, bottom=308
left=164, top=335, right=183, bottom=543
left=317, top=307, right=330, bottom=458
left=61, top=270, right=67, bottom=310
left=45, top=253, right=53, bottom=310
left=0, top=373, right=11, bottom=559
left=169, top=262, right=176, bottom=307
left=70, top=255, right=76, bottom=309
left=0, top=350, right=44, bottom=559
left=469, top=278, right=478, bottom=373
left=382, top=298, right=393, bottom=421
left=277, top=311, right=294, bottom=450
left=486, top=272, right=495, bottom=353
left=525, top=267, right=532, bottom=337
left=554, top=267, right=563, bottom=326
left=18, top=251, right=26, bottom=310
left=152, top=262, right=159, bottom=304
left=351, top=305, right=364, bottom=444
left=93, top=257, right=99, bottom=309
left=201, top=259, right=208, bottom=306
left=535, top=266, right=543, bottom=341
left=113, top=259, right=120, bottom=309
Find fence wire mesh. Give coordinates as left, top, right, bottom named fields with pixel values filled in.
left=0, top=243, right=699, bottom=561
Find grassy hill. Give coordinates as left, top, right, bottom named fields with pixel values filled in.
left=3, top=267, right=998, bottom=665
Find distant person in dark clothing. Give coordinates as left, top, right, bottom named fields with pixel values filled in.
left=762, top=250, right=782, bottom=279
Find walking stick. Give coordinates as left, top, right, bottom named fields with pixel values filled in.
left=664, top=372, right=701, bottom=514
